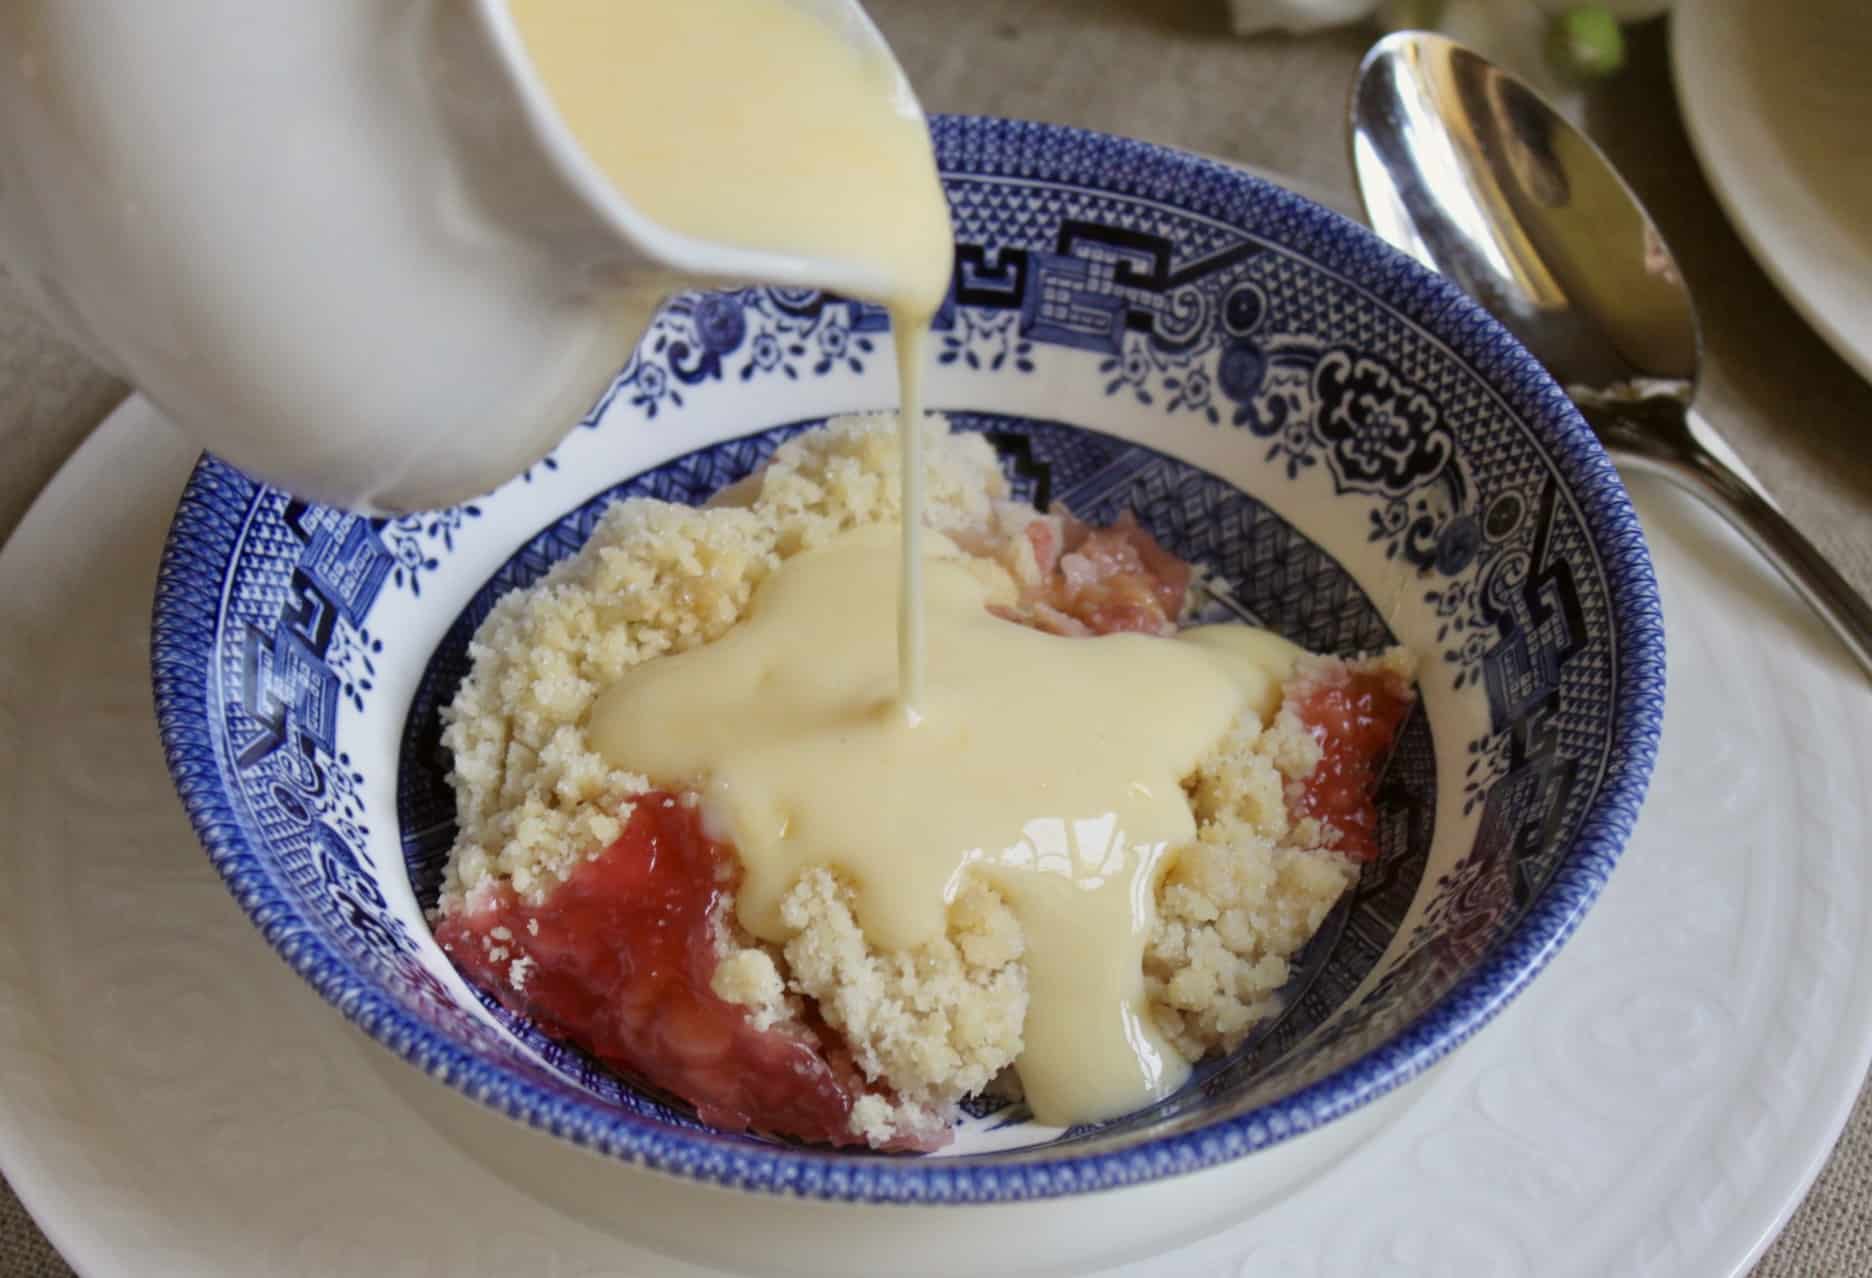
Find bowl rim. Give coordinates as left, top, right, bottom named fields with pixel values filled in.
left=150, top=113, right=1666, bottom=1205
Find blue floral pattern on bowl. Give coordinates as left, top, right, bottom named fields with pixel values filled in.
left=151, top=116, right=1664, bottom=1202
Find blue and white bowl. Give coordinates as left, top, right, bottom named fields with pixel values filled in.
left=152, top=117, right=1663, bottom=1269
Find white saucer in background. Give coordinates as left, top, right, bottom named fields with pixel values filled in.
left=1673, top=0, right=1872, bottom=383
left=0, top=397, right=1868, bottom=1276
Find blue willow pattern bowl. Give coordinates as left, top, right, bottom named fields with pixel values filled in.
left=152, top=117, right=1664, bottom=1205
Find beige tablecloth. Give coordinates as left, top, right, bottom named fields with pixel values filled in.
left=2, top=5, right=1868, bottom=1273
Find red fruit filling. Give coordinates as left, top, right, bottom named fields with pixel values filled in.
left=1285, top=665, right=1414, bottom=863
left=435, top=792, right=927, bottom=1149
left=1014, top=510, right=1193, bottom=637
left=1005, top=512, right=1412, bottom=863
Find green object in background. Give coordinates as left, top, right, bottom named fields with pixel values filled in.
left=1546, top=5, right=1626, bottom=79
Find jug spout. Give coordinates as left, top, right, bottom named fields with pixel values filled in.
left=376, top=0, right=944, bottom=511
left=468, top=0, right=937, bottom=311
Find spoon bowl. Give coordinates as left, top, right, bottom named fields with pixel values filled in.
left=1352, top=30, right=1872, bottom=677
left=1352, top=36, right=1700, bottom=393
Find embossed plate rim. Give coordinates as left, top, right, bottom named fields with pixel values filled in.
left=4, top=405, right=1864, bottom=1277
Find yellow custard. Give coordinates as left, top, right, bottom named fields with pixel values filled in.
left=589, top=524, right=1302, bottom=1122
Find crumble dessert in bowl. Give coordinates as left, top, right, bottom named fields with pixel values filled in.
left=430, top=414, right=1416, bottom=1151
left=151, top=118, right=1663, bottom=1274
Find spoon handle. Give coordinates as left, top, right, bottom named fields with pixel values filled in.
left=1598, top=402, right=1872, bottom=680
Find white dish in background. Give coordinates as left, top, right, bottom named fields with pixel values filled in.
left=1673, top=0, right=1872, bottom=382
left=0, top=397, right=1867, bottom=1276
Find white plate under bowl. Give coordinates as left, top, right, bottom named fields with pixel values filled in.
left=1, top=397, right=1866, bottom=1276
left=1672, top=0, right=1872, bottom=383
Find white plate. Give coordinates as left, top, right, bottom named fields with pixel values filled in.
left=1672, top=0, right=1872, bottom=383
left=1, top=397, right=1869, bottom=1277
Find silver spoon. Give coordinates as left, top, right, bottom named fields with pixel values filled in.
left=1350, top=30, right=1872, bottom=678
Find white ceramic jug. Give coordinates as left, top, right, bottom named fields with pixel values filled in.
left=0, top=0, right=920, bottom=513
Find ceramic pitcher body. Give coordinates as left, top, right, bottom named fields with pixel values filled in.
left=0, top=2, right=693, bottom=513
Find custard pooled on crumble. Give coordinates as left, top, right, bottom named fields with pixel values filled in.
left=433, top=414, right=1413, bottom=1149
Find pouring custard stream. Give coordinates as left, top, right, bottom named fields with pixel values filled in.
left=506, top=0, right=952, bottom=712
left=503, top=0, right=1337, bottom=1126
